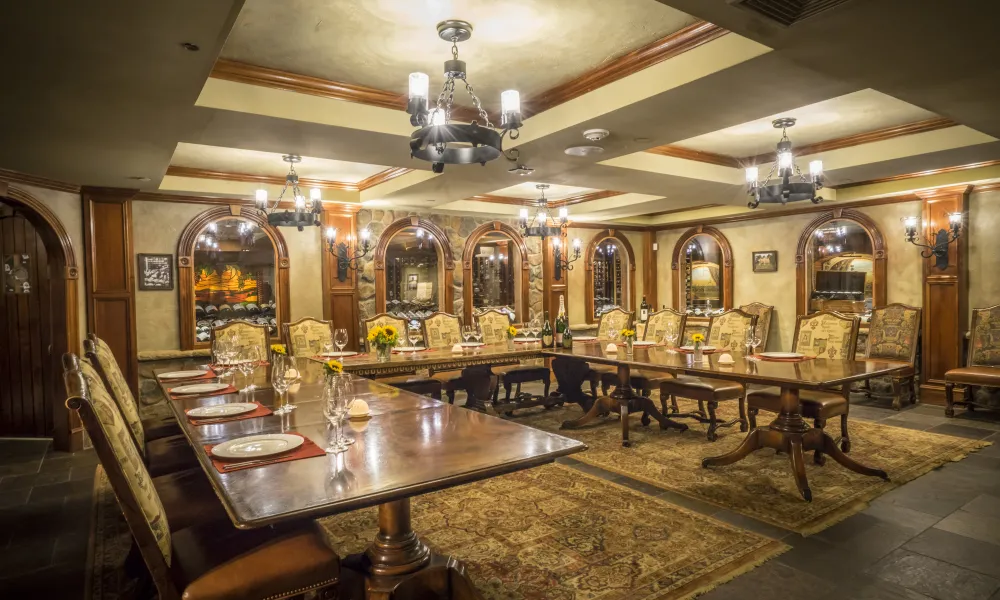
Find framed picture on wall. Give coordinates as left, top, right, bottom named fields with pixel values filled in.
left=137, top=253, right=173, bottom=290
left=406, top=274, right=418, bottom=290
left=752, top=251, right=778, bottom=273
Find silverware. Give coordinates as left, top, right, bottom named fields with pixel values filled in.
left=220, top=456, right=289, bottom=470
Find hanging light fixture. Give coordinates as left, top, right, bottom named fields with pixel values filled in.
left=254, top=155, right=322, bottom=231
left=325, top=227, right=372, bottom=282
left=745, top=118, right=824, bottom=208
left=518, top=184, right=575, bottom=241
left=406, top=20, right=523, bottom=174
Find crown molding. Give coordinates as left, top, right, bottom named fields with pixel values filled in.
left=356, top=166, right=413, bottom=190
left=133, top=190, right=361, bottom=210
left=164, top=165, right=412, bottom=192
left=644, top=145, right=740, bottom=168
left=972, top=181, right=1000, bottom=193
left=643, top=203, right=724, bottom=218
left=833, top=159, right=1000, bottom=189
left=469, top=190, right=624, bottom=209
left=0, top=168, right=81, bottom=194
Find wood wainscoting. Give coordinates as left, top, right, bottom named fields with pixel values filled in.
left=322, top=206, right=360, bottom=351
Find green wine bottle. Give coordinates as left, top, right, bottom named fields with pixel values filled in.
left=541, top=311, right=554, bottom=348
left=554, top=294, right=567, bottom=345
left=562, top=321, right=574, bottom=349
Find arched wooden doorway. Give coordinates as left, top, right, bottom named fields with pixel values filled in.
left=374, top=216, right=455, bottom=316
left=585, top=229, right=636, bottom=324
left=670, top=225, right=733, bottom=312
left=0, top=185, right=81, bottom=451
left=462, top=221, right=530, bottom=323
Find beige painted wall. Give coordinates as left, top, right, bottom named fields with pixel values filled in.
left=969, top=190, right=1000, bottom=318
left=656, top=201, right=924, bottom=351
left=565, top=227, right=644, bottom=326
left=132, top=201, right=325, bottom=352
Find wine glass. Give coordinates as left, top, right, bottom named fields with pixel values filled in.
left=751, top=330, right=763, bottom=355
left=212, top=338, right=235, bottom=384
left=462, top=325, right=473, bottom=344
left=282, top=356, right=301, bottom=411
left=237, top=346, right=257, bottom=400
left=471, top=323, right=483, bottom=345
left=321, top=341, right=334, bottom=358
left=663, top=323, right=679, bottom=349
left=271, top=356, right=290, bottom=415
left=407, top=322, right=422, bottom=348
left=323, top=379, right=355, bottom=453
left=333, top=329, right=349, bottom=354
left=744, top=324, right=756, bottom=356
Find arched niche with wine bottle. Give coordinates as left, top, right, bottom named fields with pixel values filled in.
left=461, top=221, right=530, bottom=324
left=671, top=225, right=733, bottom=313
left=177, top=207, right=290, bottom=350
left=585, top=230, right=636, bottom=324
left=374, top=216, right=454, bottom=319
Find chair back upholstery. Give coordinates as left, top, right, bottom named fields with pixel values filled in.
left=969, top=304, right=1000, bottom=367
left=792, top=311, right=860, bottom=359
left=283, top=317, right=334, bottom=357
left=84, top=335, right=144, bottom=452
left=62, top=353, right=175, bottom=594
left=596, top=307, right=632, bottom=340
left=739, top=302, right=774, bottom=351
left=210, top=320, right=271, bottom=361
left=707, top=309, right=758, bottom=351
left=364, top=313, right=408, bottom=348
left=476, top=308, right=512, bottom=345
left=422, top=312, right=463, bottom=349
left=866, top=303, right=922, bottom=364
left=681, top=321, right=709, bottom=347
left=643, top=308, right=686, bottom=343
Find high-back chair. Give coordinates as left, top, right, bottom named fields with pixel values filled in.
left=738, top=302, right=774, bottom=351
left=476, top=308, right=512, bottom=345
left=361, top=312, right=440, bottom=398
left=642, top=308, right=687, bottom=343
left=210, top=320, right=271, bottom=361
left=747, top=310, right=860, bottom=462
left=62, top=354, right=340, bottom=600
left=946, top=304, right=1000, bottom=417
left=363, top=313, right=409, bottom=349
left=282, top=317, right=334, bottom=357
left=707, top=308, right=757, bottom=352
left=477, top=308, right=551, bottom=409
left=591, top=308, right=634, bottom=396
left=422, top=312, right=466, bottom=403
left=865, top=303, right=922, bottom=410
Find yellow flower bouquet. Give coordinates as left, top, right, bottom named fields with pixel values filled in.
left=270, top=343, right=287, bottom=356
left=323, top=358, right=343, bottom=376
left=620, top=328, right=637, bottom=341
left=367, top=324, right=399, bottom=361
left=507, top=325, right=518, bottom=339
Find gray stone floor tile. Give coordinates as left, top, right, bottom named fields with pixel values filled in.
left=869, top=549, right=1000, bottom=600
left=935, top=509, right=1000, bottom=547
left=905, top=527, right=1000, bottom=579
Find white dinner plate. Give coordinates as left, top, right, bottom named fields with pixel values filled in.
left=680, top=345, right=717, bottom=351
left=170, top=382, right=231, bottom=395
left=759, top=352, right=805, bottom=359
left=320, top=351, right=358, bottom=358
left=460, top=342, right=485, bottom=347
left=573, top=336, right=597, bottom=342
left=393, top=346, right=423, bottom=352
left=186, top=403, right=258, bottom=418
left=211, top=433, right=303, bottom=460
left=512, top=337, right=534, bottom=343
left=159, top=370, right=209, bottom=380
left=632, top=340, right=657, bottom=347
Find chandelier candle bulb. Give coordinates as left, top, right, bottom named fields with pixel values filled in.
left=809, top=160, right=824, bottom=177
left=501, top=89, right=522, bottom=129
left=558, top=207, right=569, bottom=222
left=255, top=188, right=268, bottom=205
left=408, top=72, right=429, bottom=101
left=310, top=188, right=321, bottom=202
left=537, top=211, right=547, bottom=224
left=745, top=166, right=759, bottom=183
left=777, top=150, right=793, bottom=170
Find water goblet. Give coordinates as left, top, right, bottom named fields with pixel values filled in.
left=462, top=325, right=473, bottom=344
left=333, top=329, right=349, bottom=354
left=282, top=356, right=301, bottom=411
left=321, top=341, right=334, bottom=358
left=471, top=324, right=483, bottom=345
left=744, top=324, right=755, bottom=356
left=407, top=322, right=422, bottom=348
left=271, top=356, right=290, bottom=415
left=751, top=331, right=763, bottom=355
left=237, top=347, right=256, bottom=400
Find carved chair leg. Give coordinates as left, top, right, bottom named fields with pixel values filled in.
left=840, top=412, right=851, bottom=453
left=671, top=395, right=679, bottom=414
left=945, top=382, right=955, bottom=417
left=748, top=407, right=758, bottom=430
left=908, top=377, right=917, bottom=405
left=589, top=377, right=598, bottom=400
left=516, top=382, right=523, bottom=398
left=501, top=381, right=511, bottom=401
left=706, top=401, right=719, bottom=442
left=697, top=400, right=707, bottom=418
left=738, top=393, right=749, bottom=432
left=864, top=378, right=872, bottom=399
left=543, top=377, right=550, bottom=397
left=891, top=377, right=902, bottom=411
left=813, top=417, right=827, bottom=465
left=446, top=388, right=456, bottom=405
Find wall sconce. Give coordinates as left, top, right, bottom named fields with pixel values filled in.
left=552, top=236, right=582, bottom=281
left=326, top=227, right=372, bottom=282
left=903, top=212, right=962, bottom=270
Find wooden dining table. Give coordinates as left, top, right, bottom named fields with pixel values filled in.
left=156, top=361, right=585, bottom=599
left=542, top=344, right=909, bottom=501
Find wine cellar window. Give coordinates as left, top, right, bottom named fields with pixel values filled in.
left=682, top=234, right=724, bottom=313
left=592, top=238, right=627, bottom=320
left=806, top=219, right=876, bottom=315
left=385, top=227, right=442, bottom=320
left=192, top=219, right=277, bottom=343
left=471, top=231, right=520, bottom=319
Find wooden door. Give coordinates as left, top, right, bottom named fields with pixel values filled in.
left=0, top=202, right=56, bottom=437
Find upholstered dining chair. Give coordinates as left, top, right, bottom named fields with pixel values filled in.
left=657, top=309, right=757, bottom=441
left=83, top=337, right=196, bottom=477
left=363, top=313, right=408, bottom=348
left=628, top=308, right=688, bottom=399
left=363, top=312, right=440, bottom=399
left=864, top=303, right=922, bottom=410
left=738, top=302, right=775, bottom=352
left=478, top=308, right=551, bottom=406
left=210, top=320, right=271, bottom=361
left=282, top=316, right=334, bottom=357
left=592, top=307, right=634, bottom=396
left=747, top=310, right=860, bottom=463
left=62, top=354, right=341, bottom=600
left=423, top=312, right=467, bottom=404
left=946, top=304, right=1000, bottom=417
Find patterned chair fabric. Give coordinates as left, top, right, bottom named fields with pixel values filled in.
left=85, top=335, right=143, bottom=449
left=794, top=311, right=859, bottom=359
left=682, top=322, right=709, bottom=347
left=707, top=309, right=757, bottom=351
left=364, top=313, right=408, bottom=346
left=596, top=308, right=632, bottom=339
left=866, top=304, right=921, bottom=363
left=284, top=317, right=333, bottom=357
left=970, top=305, right=1000, bottom=367
left=66, top=356, right=171, bottom=564
left=211, top=320, right=270, bottom=359
left=739, top=302, right=774, bottom=351
left=477, top=309, right=512, bottom=345
left=643, top=308, right=686, bottom=343
left=423, top=312, right=463, bottom=349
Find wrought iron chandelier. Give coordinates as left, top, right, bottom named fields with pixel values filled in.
left=518, top=184, right=568, bottom=239
left=254, top=155, right=322, bottom=231
left=406, top=20, right=523, bottom=173
left=745, top=118, right=824, bottom=208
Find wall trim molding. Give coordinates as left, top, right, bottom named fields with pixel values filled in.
left=470, top=189, right=624, bottom=209
left=833, top=159, right=1000, bottom=189
left=645, top=146, right=739, bottom=168
left=165, top=165, right=413, bottom=192
left=0, top=168, right=81, bottom=194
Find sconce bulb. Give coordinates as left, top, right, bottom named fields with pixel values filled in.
left=360, top=228, right=370, bottom=241
left=572, top=238, right=581, bottom=249
left=948, top=212, right=962, bottom=225
left=903, top=216, right=918, bottom=228
left=325, top=227, right=337, bottom=241
left=552, top=237, right=561, bottom=248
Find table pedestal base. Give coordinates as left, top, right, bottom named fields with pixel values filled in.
left=702, top=387, right=889, bottom=501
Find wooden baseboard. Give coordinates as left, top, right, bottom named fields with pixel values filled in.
left=919, top=383, right=947, bottom=406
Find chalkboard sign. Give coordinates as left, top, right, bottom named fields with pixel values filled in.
left=137, top=254, right=173, bottom=290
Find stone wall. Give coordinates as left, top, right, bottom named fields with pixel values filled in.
left=356, top=209, right=544, bottom=331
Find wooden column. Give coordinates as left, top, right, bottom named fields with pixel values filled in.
left=917, top=186, right=970, bottom=405
left=542, top=234, right=568, bottom=321
left=82, top=187, right=139, bottom=394
left=322, top=206, right=361, bottom=351
left=642, top=231, right=658, bottom=309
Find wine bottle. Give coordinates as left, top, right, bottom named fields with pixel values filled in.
left=562, top=321, right=574, bottom=349
left=555, top=294, right=567, bottom=345
left=541, top=311, right=554, bottom=348
left=640, top=295, right=649, bottom=323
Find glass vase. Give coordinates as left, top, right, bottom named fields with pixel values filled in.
left=625, top=338, right=634, bottom=357
left=376, top=346, right=391, bottom=363
left=693, top=344, right=704, bottom=362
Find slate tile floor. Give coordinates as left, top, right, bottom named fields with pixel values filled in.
left=1, top=397, right=999, bottom=599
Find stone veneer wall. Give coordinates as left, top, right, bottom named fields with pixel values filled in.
left=355, top=209, right=544, bottom=332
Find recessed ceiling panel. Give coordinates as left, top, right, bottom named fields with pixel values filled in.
left=169, top=143, right=389, bottom=183
left=489, top=182, right=598, bottom=200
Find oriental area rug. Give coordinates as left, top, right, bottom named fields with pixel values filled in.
left=516, top=400, right=991, bottom=535
left=87, top=464, right=787, bottom=600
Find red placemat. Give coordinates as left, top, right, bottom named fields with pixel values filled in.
left=169, top=384, right=238, bottom=400
left=204, top=434, right=325, bottom=473
left=753, top=354, right=815, bottom=363
left=185, top=402, right=272, bottom=426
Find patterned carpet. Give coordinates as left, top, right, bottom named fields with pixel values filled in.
left=515, top=400, right=991, bottom=535
left=88, top=464, right=787, bottom=600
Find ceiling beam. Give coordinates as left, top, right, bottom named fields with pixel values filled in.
left=833, top=159, right=1000, bottom=189
left=164, top=165, right=413, bottom=192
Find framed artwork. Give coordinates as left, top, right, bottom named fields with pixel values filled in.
left=752, top=251, right=778, bottom=273
left=407, top=273, right=418, bottom=290
left=137, top=253, right=174, bottom=290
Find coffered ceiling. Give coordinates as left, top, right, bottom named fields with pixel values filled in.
left=169, top=143, right=389, bottom=182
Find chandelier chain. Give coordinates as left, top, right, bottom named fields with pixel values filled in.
left=462, top=78, right=493, bottom=128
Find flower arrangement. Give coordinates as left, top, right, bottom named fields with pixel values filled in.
left=270, top=344, right=287, bottom=356
left=691, top=333, right=706, bottom=346
left=620, top=328, right=636, bottom=341
left=367, top=324, right=399, bottom=350
left=507, top=325, right=518, bottom=339
left=323, top=359, right=343, bottom=376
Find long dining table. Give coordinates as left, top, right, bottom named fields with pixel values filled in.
left=156, top=360, right=585, bottom=599
left=541, top=344, right=909, bottom=502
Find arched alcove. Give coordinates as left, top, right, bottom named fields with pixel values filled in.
left=461, top=221, right=530, bottom=323
left=670, top=225, right=733, bottom=312
left=374, top=216, right=454, bottom=316
left=585, top=229, right=636, bottom=324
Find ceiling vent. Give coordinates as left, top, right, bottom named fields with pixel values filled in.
left=730, top=0, right=851, bottom=26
